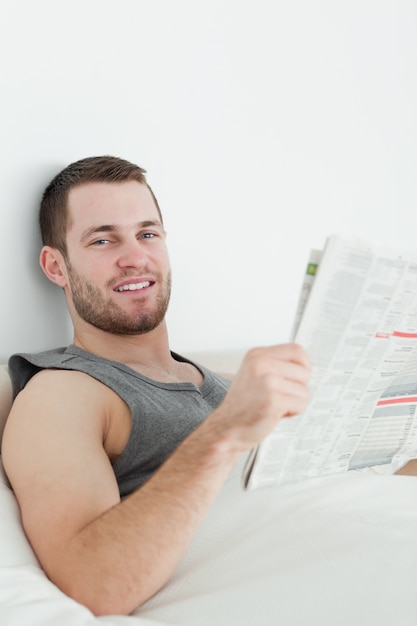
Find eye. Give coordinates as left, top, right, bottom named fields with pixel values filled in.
left=91, top=239, right=111, bottom=246
left=139, top=232, right=157, bottom=240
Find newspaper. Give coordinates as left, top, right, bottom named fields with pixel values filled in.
left=243, top=234, right=417, bottom=490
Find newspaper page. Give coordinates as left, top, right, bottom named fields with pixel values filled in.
left=243, top=234, right=417, bottom=490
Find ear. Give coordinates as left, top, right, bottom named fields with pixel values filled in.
left=39, top=246, right=68, bottom=288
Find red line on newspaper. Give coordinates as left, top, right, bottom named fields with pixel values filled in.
left=377, top=396, right=417, bottom=406
left=375, top=331, right=417, bottom=339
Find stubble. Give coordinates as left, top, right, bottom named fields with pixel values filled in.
left=67, top=264, right=172, bottom=335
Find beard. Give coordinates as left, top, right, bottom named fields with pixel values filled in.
left=66, top=264, right=172, bottom=335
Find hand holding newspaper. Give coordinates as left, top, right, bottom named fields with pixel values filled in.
left=243, top=234, right=417, bottom=490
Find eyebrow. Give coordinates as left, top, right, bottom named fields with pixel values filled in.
left=80, top=220, right=163, bottom=243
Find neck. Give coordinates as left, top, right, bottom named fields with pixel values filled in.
left=72, top=319, right=174, bottom=370
left=71, top=317, right=204, bottom=387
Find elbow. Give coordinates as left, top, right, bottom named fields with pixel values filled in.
left=39, top=541, right=168, bottom=616
left=51, top=566, right=159, bottom=616
left=60, top=577, right=152, bottom=617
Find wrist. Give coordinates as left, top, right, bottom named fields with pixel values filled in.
left=189, top=409, right=242, bottom=467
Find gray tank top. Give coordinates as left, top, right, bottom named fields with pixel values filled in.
left=8, top=345, right=230, bottom=497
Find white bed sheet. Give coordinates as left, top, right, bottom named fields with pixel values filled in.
left=1, top=453, right=417, bottom=626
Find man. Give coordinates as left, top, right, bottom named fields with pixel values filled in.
left=1, top=156, right=311, bottom=616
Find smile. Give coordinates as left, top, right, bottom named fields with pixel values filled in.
left=114, top=281, right=153, bottom=292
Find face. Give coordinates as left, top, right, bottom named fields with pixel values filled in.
left=62, top=180, right=171, bottom=335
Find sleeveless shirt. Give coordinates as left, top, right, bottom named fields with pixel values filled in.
left=8, top=345, right=231, bottom=497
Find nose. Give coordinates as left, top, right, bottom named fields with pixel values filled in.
left=116, top=237, right=147, bottom=268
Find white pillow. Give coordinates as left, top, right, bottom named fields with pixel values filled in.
left=0, top=364, right=12, bottom=448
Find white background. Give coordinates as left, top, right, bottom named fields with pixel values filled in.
left=1, top=0, right=416, bottom=362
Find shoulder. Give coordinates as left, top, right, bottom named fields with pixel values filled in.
left=24, top=367, right=118, bottom=406
left=5, top=367, right=131, bottom=463
left=8, top=347, right=70, bottom=397
left=5, top=368, right=127, bottom=449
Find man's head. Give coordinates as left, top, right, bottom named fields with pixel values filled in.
left=39, top=155, right=163, bottom=259
left=39, top=157, right=171, bottom=337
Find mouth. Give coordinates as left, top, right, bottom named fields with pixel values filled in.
left=114, top=280, right=154, bottom=292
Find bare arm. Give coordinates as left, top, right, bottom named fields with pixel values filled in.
left=1, top=343, right=310, bottom=616
left=395, top=459, right=417, bottom=476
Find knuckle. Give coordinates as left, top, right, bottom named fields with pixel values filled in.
left=291, top=342, right=307, bottom=360
left=245, top=346, right=264, bottom=362
left=261, top=372, right=278, bottom=392
left=243, top=348, right=266, bottom=376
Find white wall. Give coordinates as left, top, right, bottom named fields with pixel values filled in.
left=1, top=0, right=416, bottom=362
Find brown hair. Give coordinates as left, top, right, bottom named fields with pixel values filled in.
left=39, top=155, right=163, bottom=257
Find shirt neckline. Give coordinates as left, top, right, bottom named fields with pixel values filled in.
left=64, top=344, right=212, bottom=395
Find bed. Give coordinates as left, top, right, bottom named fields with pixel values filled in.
left=1, top=354, right=417, bottom=626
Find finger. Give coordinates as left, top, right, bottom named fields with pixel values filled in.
left=271, top=343, right=311, bottom=369
left=247, top=344, right=311, bottom=370
left=270, top=360, right=311, bottom=385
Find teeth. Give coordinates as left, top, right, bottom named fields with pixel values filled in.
left=115, top=281, right=151, bottom=292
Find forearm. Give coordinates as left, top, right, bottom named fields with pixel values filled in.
left=50, top=422, right=239, bottom=616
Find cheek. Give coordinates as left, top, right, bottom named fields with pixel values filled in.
left=152, top=246, right=171, bottom=269
left=161, top=243, right=171, bottom=265
left=87, top=253, right=116, bottom=273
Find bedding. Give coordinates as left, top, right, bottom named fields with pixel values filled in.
left=1, top=355, right=417, bottom=625
left=0, top=364, right=12, bottom=446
